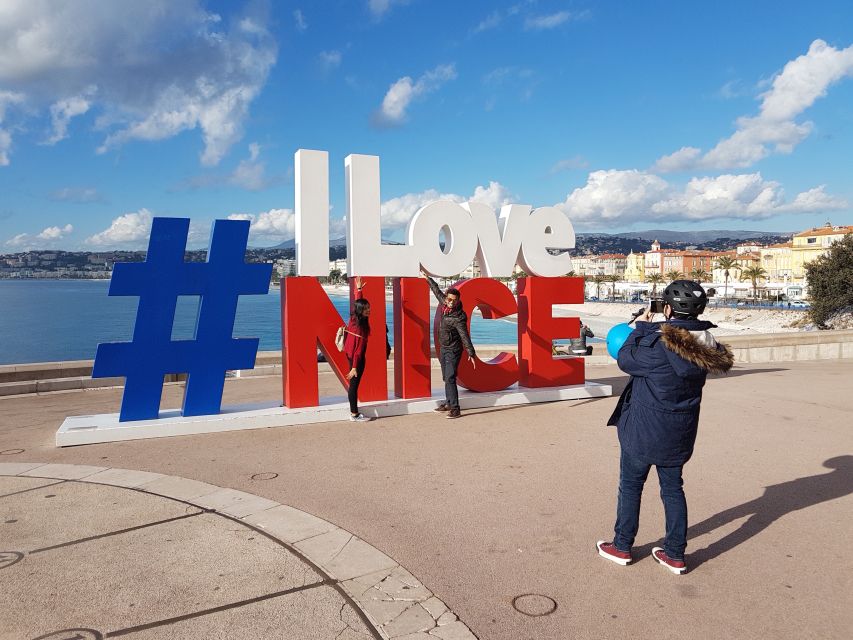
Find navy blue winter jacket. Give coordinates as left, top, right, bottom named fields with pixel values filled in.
left=607, top=319, right=734, bottom=466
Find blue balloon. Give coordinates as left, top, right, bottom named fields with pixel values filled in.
left=606, top=323, right=635, bottom=359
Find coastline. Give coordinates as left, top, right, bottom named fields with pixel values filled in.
left=320, top=284, right=809, bottom=336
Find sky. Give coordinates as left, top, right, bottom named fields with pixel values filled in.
left=1, top=0, right=852, bottom=251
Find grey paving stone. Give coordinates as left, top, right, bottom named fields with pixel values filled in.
left=243, top=504, right=339, bottom=543
left=0, top=476, right=61, bottom=496
left=1, top=513, right=323, bottom=639
left=324, top=537, right=399, bottom=582
left=20, top=463, right=107, bottom=479
left=0, top=461, right=48, bottom=475
left=294, top=527, right=353, bottom=567
left=421, top=597, right=449, bottom=621
left=83, top=468, right=166, bottom=488
left=113, top=585, right=373, bottom=640
left=428, top=621, right=477, bottom=639
left=135, top=474, right=222, bottom=501
left=381, top=603, right=435, bottom=638
left=193, top=488, right=279, bottom=518
left=0, top=481, right=196, bottom=553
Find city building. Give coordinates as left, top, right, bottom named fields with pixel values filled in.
left=791, top=223, right=853, bottom=281
left=625, top=251, right=645, bottom=283
left=643, top=240, right=663, bottom=278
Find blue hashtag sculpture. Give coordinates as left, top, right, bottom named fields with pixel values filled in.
left=93, top=218, right=272, bottom=422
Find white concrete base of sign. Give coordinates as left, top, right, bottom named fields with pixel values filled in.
left=56, top=381, right=612, bottom=447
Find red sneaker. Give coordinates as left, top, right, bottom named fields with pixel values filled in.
left=597, top=540, right=632, bottom=566
left=652, top=547, right=686, bottom=574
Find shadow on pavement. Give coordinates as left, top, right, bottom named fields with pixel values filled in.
left=633, top=456, right=853, bottom=569
left=709, top=367, right=788, bottom=379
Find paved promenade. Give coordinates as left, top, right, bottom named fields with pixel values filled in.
left=1, top=360, right=851, bottom=639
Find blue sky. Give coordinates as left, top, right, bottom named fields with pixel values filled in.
left=1, top=0, right=852, bottom=250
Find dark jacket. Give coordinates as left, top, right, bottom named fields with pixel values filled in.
left=607, top=319, right=734, bottom=466
left=426, top=276, right=476, bottom=358
left=569, top=325, right=595, bottom=353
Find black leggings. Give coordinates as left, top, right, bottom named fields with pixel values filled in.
left=348, top=357, right=366, bottom=414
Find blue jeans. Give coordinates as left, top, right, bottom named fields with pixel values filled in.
left=440, top=350, right=462, bottom=409
left=613, top=449, right=687, bottom=560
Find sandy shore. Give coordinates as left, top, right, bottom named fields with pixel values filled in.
left=321, top=284, right=810, bottom=336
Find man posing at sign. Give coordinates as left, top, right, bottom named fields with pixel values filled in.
left=422, top=271, right=476, bottom=419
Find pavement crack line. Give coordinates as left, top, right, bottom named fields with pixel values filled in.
left=104, top=579, right=333, bottom=637
left=28, top=510, right=206, bottom=555
left=0, top=479, right=67, bottom=499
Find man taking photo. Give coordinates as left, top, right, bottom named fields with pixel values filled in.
left=597, top=280, right=734, bottom=574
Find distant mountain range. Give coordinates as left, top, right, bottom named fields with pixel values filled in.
left=269, top=229, right=792, bottom=250
left=578, top=229, right=793, bottom=243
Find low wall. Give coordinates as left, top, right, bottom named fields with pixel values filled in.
left=2, top=330, right=851, bottom=396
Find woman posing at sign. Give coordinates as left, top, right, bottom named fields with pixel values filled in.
left=344, top=277, right=373, bottom=422
left=421, top=271, right=476, bottom=419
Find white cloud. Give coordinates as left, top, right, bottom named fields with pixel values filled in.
left=293, top=9, right=307, bottom=31
left=0, top=1, right=277, bottom=167
left=37, top=224, right=73, bottom=240
left=319, top=50, right=342, bottom=71
left=555, top=170, right=848, bottom=228
left=5, top=222, right=74, bottom=248
left=228, top=208, right=295, bottom=242
left=368, top=0, right=408, bottom=19
left=86, top=209, right=153, bottom=246
left=550, top=156, right=590, bottom=173
left=228, top=142, right=267, bottom=190
left=524, top=11, right=572, bottom=30
left=654, top=39, right=853, bottom=172
left=45, top=87, right=95, bottom=145
left=380, top=181, right=516, bottom=230
left=473, top=11, right=502, bottom=34
left=5, top=233, right=29, bottom=248
left=374, top=64, right=457, bottom=126
left=0, top=90, right=25, bottom=165
left=50, top=187, right=104, bottom=203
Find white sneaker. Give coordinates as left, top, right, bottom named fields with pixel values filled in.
left=349, top=413, right=373, bottom=422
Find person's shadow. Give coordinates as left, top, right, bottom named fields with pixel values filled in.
left=634, top=456, right=853, bottom=568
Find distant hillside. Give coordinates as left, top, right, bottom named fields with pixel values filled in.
left=262, top=229, right=793, bottom=258
left=272, top=237, right=348, bottom=250
left=601, top=229, right=793, bottom=243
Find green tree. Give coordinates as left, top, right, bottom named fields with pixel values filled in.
left=690, top=268, right=710, bottom=283
left=804, top=235, right=853, bottom=327
left=328, top=268, right=342, bottom=284
left=665, top=270, right=683, bottom=282
left=740, top=266, right=767, bottom=300
left=715, top=255, right=738, bottom=302
left=646, top=273, right=665, bottom=295
left=593, top=274, right=608, bottom=299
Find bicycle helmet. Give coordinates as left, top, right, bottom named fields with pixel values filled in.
left=663, top=280, right=707, bottom=317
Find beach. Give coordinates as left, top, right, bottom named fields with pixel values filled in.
left=322, top=284, right=812, bottom=337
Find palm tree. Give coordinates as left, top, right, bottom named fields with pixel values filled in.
left=715, top=255, right=738, bottom=302
left=740, top=266, right=768, bottom=300
left=646, top=273, right=665, bottom=296
left=665, top=270, right=683, bottom=282
left=593, top=274, right=608, bottom=299
left=690, top=268, right=710, bottom=283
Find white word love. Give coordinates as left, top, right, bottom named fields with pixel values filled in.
left=294, top=149, right=575, bottom=278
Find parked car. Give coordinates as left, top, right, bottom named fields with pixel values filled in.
left=588, top=296, right=599, bottom=302
left=789, top=301, right=809, bottom=308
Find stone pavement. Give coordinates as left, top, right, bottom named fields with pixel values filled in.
left=1, top=359, right=852, bottom=639
left=0, top=463, right=473, bottom=640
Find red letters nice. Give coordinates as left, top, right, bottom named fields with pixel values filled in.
left=281, top=150, right=584, bottom=408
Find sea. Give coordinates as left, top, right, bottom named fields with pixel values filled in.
left=0, top=280, right=526, bottom=365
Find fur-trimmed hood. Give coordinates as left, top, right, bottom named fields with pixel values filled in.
left=660, top=323, right=734, bottom=374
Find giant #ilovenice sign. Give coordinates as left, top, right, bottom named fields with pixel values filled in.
left=93, top=150, right=585, bottom=422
